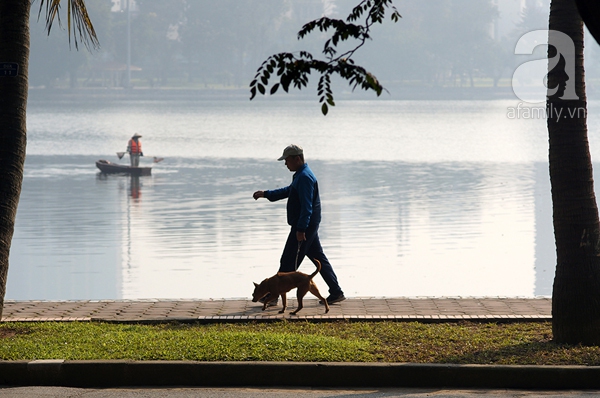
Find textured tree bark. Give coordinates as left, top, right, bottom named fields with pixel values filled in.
left=0, top=0, right=30, bottom=319
left=548, top=0, right=600, bottom=345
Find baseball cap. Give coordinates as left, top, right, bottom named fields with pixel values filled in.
left=277, top=144, right=303, bottom=161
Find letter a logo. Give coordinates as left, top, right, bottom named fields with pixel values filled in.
left=512, top=30, right=578, bottom=103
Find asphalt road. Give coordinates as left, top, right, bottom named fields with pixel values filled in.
left=1, top=387, right=600, bottom=397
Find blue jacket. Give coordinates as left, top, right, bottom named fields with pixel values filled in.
left=265, top=163, right=321, bottom=232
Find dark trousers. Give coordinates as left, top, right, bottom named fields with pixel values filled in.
left=279, top=223, right=343, bottom=296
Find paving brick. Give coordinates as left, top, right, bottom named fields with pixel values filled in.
left=1, top=298, right=553, bottom=323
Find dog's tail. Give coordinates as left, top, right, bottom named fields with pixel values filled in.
left=310, top=259, right=322, bottom=279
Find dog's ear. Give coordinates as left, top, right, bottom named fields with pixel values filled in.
left=253, top=282, right=258, bottom=287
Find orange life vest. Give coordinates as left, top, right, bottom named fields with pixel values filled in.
left=129, top=139, right=142, bottom=154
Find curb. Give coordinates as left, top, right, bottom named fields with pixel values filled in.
left=1, top=360, right=600, bottom=389
left=89, top=316, right=553, bottom=325
left=1, top=316, right=554, bottom=324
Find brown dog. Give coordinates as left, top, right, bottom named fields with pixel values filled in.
left=252, top=259, right=330, bottom=315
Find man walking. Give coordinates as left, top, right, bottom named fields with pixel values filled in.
left=253, top=144, right=345, bottom=306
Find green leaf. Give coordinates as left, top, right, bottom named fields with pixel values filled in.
left=326, top=94, right=335, bottom=106
left=281, top=75, right=291, bottom=92
left=270, top=83, right=280, bottom=95
left=257, top=84, right=265, bottom=95
left=321, top=102, right=328, bottom=116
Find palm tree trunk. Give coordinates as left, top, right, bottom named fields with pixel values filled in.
left=548, top=0, right=600, bottom=344
left=0, top=0, right=30, bottom=319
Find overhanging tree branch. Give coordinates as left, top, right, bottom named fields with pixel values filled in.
left=249, top=0, right=400, bottom=115
left=38, top=0, right=99, bottom=50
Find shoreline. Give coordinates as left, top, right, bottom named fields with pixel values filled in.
left=27, top=85, right=520, bottom=102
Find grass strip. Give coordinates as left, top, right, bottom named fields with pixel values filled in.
left=2, top=321, right=600, bottom=365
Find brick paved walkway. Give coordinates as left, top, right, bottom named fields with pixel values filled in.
left=1, top=297, right=551, bottom=323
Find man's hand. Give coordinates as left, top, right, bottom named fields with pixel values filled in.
left=296, top=231, right=306, bottom=242
left=253, top=191, right=265, bottom=200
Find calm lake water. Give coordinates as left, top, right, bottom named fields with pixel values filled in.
left=8, top=94, right=600, bottom=300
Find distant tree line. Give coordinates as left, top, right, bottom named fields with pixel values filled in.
left=29, top=0, right=595, bottom=90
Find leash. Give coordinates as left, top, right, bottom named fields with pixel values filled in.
left=295, top=241, right=302, bottom=270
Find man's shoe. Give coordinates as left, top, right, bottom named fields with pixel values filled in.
left=320, top=294, right=346, bottom=305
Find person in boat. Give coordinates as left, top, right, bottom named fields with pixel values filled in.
left=126, top=133, right=143, bottom=167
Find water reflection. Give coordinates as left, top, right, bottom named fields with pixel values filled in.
left=130, top=176, right=142, bottom=201
left=96, top=172, right=143, bottom=202
left=6, top=155, right=555, bottom=300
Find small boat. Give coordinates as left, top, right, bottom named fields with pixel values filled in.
left=96, top=159, right=152, bottom=176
